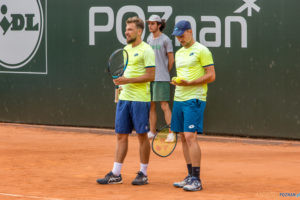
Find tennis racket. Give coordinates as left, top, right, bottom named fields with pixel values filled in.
left=107, top=48, right=129, bottom=103
left=151, top=125, right=177, bottom=157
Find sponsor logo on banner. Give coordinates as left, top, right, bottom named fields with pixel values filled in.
left=89, top=1, right=261, bottom=48
left=0, top=0, right=47, bottom=74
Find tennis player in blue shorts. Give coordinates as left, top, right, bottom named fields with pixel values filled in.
left=97, top=16, right=155, bottom=185
left=171, top=20, right=216, bottom=191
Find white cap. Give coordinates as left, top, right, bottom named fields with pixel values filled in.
left=147, top=15, right=162, bottom=22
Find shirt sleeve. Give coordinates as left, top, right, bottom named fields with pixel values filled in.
left=144, top=46, right=156, bottom=68
left=199, top=46, right=214, bottom=67
left=165, top=37, right=173, bottom=53
left=146, top=34, right=151, bottom=44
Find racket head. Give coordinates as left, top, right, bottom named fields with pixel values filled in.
left=151, top=125, right=177, bottom=157
left=107, top=49, right=128, bottom=79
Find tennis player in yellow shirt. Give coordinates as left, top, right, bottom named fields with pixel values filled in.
left=171, top=20, right=216, bottom=191
left=97, top=16, right=155, bottom=186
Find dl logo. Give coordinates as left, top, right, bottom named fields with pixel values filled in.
left=0, top=0, right=44, bottom=69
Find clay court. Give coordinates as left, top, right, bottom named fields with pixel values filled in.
left=0, top=123, right=299, bottom=200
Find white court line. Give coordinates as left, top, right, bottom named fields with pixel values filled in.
left=0, top=193, right=63, bottom=200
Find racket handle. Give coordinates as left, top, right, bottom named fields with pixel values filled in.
left=114, top=86, right=119, bottom=103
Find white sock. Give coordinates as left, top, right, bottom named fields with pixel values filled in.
left=140, top=163, right=148, bottom=176
left=112, top=162, right=122, bottom=176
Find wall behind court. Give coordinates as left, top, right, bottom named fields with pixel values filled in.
left=0, top=0, right=299, bottom=139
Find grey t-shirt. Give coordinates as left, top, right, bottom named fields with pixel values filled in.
left=147, top=33, right=173, bottom=81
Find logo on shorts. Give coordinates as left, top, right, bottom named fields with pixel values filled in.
left=188, top=125, right=195, bottom=129
left=0, top=0, right=44, bottom=69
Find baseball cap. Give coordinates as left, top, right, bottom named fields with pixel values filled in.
left=146, top=14, right=162, bottom=22
left=172, top=20, right=191, bottom=36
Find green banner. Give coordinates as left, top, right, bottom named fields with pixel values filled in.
left=0, top=0, right=299, bottom=139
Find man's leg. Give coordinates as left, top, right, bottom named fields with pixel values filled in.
left=172, top=101, right=193, bottom=188
left=182, top=132, right=202, bottom=191
left=161, top=101, right=175, bottom=142
left=97, top=100, right=131, bottom=185
left=148, top=102, right=157, bottom=137
left=183, top=99, right=205, bottom=177
left=160, top=101, right=172, bottom=125
left=131, top=101, right=151, bottom=185
left=183, top=132, right=201, bottom=166
left=138, top=133, right=151, bottom=165
left=180, top=133, right=192, bottom=164
left=97, top=134, right=127, bottom=184
left=115, top=134, right=129, bottom=163
left=113, top=101, right=132, bottom=176
left=173, top=133, right=193, bottom=188
left=131, top=133, right=151, bottom=185
left=110, top=134, right=128, bottom=178
left=148, top=82, right=156, bottom=138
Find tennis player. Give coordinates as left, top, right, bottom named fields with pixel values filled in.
left=171, top=20, right=216, bottom=191
left=97, top=16, right=155, bottom=185
left=146, top=15, right=175, bottom=142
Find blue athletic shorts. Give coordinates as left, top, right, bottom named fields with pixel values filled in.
left=171, top=99, right=206, bottom=134
left=115, top=100, right=150, bottom=134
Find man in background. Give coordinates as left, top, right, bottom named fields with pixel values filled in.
left=146, top=15, right=175, bottom=142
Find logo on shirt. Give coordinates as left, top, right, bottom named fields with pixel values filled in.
left=189, top=52, right=195, bottom=56
left=151, top=45, right=161, bottom=50
left=134, top=53, right=139, bottom=57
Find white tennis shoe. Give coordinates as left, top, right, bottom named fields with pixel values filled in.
left=183, top=177, right=202, bottom=191
left=173, top=175, right=192, bottom=188
left=165, top=132, right=175, bottom=142
left=147, top=131, right=156, bottom=139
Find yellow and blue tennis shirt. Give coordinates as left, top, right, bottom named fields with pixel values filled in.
left=174, top=42, right=214, bottom=102
left=119, top=41, right=155, bottom=102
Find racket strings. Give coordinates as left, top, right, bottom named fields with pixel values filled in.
left=109, top=51, right=127, bottom=77
left=112, top=68, right=124, bottom=77
left=152, top=127, right=177, bottom=157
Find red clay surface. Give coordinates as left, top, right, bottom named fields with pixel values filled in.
left=0, top=123, right=300, bottom=200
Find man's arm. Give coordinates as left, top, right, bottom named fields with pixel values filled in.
left=113, top=67, right=155, bottom=85
left=172, top=65, right=215, bottom=86
left=167, top=52, right=174, bottom=72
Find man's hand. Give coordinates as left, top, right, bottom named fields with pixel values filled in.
left=170, top=65, right=216, bottom=86
left=113, top=77, right=131, bottom=85
left=170, top=79, right=191, bottom=86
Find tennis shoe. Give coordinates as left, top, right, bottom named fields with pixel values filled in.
left=97, top=171, right=122, bottom=184
left=131, top=171, right=148, bottom=185
left=147, top=131, right=156, bottom=139
left=183, top=177, right=202, bottom=191
left=173, top=175, right=192, bottom=188
left=165, top=132, right=175, bottom=142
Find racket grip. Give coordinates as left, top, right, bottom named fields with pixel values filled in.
left=114, top=86, right=119, bottom=103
